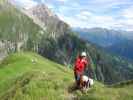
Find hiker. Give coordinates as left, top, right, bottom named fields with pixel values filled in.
left=74, top=52, right=89, bottom=88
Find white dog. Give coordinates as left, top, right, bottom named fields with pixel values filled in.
left=80, top=75, right=94, bottom=91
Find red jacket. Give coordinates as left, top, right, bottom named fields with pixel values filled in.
left=74, top=56, right=88, bottom=75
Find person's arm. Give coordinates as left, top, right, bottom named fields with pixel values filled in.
left=83, top=58, right=89, bottom=67
left=74, top=58, right=81, bottom=71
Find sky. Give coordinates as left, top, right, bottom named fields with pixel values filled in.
left=13, top=0, right=133, bottom=31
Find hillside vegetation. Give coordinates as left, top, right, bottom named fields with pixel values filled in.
left=0, top=52, right=74, bottom=100
left=0, top=1, right=133, bottom=85
left=0, top=52, right=133, bottom=100
left=78, top=81, right=133, bottom=100
left=0, top=2, right=46, bottom=53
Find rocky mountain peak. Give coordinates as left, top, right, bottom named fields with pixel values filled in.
left=24, top=4, right=69, bottom=38
left=29, top=4, right=57, bottom=18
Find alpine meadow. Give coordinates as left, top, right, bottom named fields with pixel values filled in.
left=0, top=0, right=133, bottom=100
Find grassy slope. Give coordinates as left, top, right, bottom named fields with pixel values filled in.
left=78, top=82, right=133, bottom=100
left=0, top=52, right=73, bottom=100
left=0, top=52, right=133, bottom=100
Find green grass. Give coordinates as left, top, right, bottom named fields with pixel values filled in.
left=0, top=52, right=133, bottom=100
left=78, top=82, right=133, bottom=100
left=0, top=52, right=73, bottom=100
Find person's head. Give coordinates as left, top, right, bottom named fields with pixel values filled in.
left=81, top=52, right=87, bottom=58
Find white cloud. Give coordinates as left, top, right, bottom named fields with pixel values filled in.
left=118, top=6, right=133, bottom=31
left=57, top=13, right=88, bottom=28
left=57, top=8, right=133, bottom=31
left=46, top=3, right=55, bottom=9
left=80, top=11, right=92, bottom=17
left=13, top=0, right=38, bottom=9
left=122, top=6, right=133, bottom=19
left=89, top=0, right=132, bottom=7
left=57, top=10, right=117, bottom=28
left=86, top=0, right=133, bottom=14
left=12, top=0, right=133, bottom=31
left=75, top=11, right=92, bottom=21
left=56, top=0, right=67, bottom=2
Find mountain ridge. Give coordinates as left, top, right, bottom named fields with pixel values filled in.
left=24, top=4, right=70, bottom=38
left=74, top=27, right=133, bottom=60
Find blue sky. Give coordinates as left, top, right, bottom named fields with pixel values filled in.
left=12, top=0, right=133, bottom=31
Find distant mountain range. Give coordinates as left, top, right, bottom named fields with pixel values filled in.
left=74, top=27, right=133, bottom=60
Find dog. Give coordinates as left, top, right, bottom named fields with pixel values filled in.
left=79, top=75, right=94, bottom=91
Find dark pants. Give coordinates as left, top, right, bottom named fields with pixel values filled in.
left=74, top=72, right=81, bottom=88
